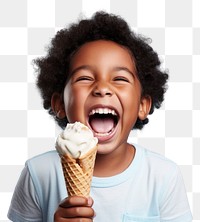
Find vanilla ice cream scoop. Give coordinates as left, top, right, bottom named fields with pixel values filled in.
left=56, top=122, right=98, bottom=158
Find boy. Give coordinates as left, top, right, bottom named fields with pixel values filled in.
left=8, top=11, right=192, bottom=222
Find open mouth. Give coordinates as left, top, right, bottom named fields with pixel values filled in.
left=88, top=107, right=119, bottom=140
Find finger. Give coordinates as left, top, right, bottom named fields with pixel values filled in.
left=55, top=217, right=93, bottom=222
left=87, top=197, right=94, bottom=207
left=67, top=206, right=94, bottom=218
left=59, top=196, right=88, bottom=208
left=54, top=211, right=93, bottom=222
left=58, top=205, right=95, bottom=218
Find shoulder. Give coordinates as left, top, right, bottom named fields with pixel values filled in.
left=134, top=144, right=179, bottom=181
left=27, top=150, right=60, bottom=168
left=134, top=144, right=188, bottom=202
left=27, top=150, right=59, bottom=163
left=26, top=151, right=62, bottom=184
left=8, top=151, right=65, bottom=221
left=135, top=144, right=177, bottom=168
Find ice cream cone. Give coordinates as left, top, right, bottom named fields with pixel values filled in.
left=61, top=145, right=97, bottom=197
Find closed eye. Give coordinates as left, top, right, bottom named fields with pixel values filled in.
left=70, top=65, right=95, bottom=83
left=74, top=76, right=94, bottom=82
left=113, top=76, right=130, bottom=82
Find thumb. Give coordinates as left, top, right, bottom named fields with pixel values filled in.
left=87, top=196, right=94, bottom=206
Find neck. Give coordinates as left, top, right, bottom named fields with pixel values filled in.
left=93, top=143, right=135, bottom=177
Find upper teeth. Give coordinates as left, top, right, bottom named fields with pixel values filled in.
left=89, top=108, right=117, bottom=116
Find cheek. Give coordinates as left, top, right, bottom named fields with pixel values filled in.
left=120, top=89, right=137, bottom=106
left=120, top=88, right=141, bottom=116
left=63, top=86, right=86, bottom=121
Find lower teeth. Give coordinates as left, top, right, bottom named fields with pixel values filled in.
left=95, top=132, right=110, bottom=136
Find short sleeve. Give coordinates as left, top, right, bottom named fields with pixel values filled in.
left=7, top=164, right=42, bottom=222
left=159, top=165, right=192, bottom=222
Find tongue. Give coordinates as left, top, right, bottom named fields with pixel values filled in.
left=90, top=117, right=114, bottom=133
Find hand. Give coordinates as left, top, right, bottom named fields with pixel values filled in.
left=54, top=196, right=95, bottom=221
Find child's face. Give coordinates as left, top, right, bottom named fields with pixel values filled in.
left=54, top=40, right=151, bottom=154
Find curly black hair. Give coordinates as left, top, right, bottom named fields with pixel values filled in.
left=34, top=11, right=168, bottom=130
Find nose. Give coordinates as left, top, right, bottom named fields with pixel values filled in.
left=92, top=81, right=113, bottom=97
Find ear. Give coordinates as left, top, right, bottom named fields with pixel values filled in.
left=138, top=95, right=152, bottom=120
left=51, top=93, right=66, bottom=119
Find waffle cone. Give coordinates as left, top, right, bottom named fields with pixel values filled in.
left=61, top=145, right=97, bottom=197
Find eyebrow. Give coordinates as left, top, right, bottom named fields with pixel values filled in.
left=70, top=65, right=135, bottom=76
left=113, top=67, right=135, bottom=76
left=70, top=65, right=93, bottom=76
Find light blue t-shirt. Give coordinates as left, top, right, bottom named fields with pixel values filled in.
left=8, top=144, right=192, bottom=222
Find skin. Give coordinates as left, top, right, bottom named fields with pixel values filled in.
left=52, top=40, right=151, bottom=221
